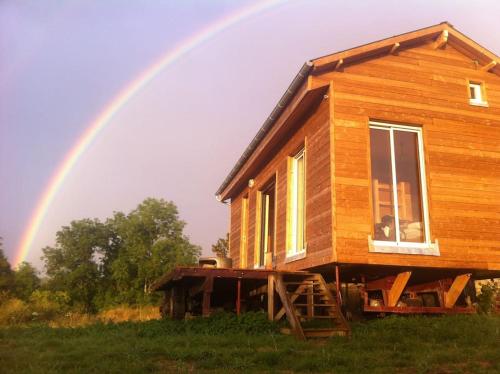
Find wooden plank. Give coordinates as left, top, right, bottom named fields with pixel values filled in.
left=444, top=273, right=471, bottom=308
left=274, top=282, right=308, bottom=320
left=388, top=271, right=412, bottom=307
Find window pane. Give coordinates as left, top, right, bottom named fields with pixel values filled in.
left=370, top=128, right=396, bottom=241
left=394, top=131, right=425, bottom=242
left=469, top=86, right=476, bottom=100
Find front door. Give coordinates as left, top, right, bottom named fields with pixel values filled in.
left=259, top=180, right=276, bottom=267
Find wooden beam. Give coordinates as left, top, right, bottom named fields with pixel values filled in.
left=444, top=273, right=471, bottom=308
left=482, top=60, right=497, bottom=72
left=267, top=274, right=275, bottom=321
left=387, top=271, right=412, bottom=307
left=274, top=274, right=305, bottom=340
left=334, top=59, right=343, bottom=70
left=433, top=29, right=448, bottom=49
left=274, top=283, right=308, bottom=320
left=389, top=42, right=400, bottom=54
left=313, top=23, right=446, bottom=70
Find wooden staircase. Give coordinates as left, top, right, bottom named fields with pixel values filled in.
left=270, top=272, right=350, bottom=340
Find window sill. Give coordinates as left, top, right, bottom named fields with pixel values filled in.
left=285, top=250, right=306, bottom=263
left=368, top=237, right=440, bottom=256
left=469, top=100, right=489, bottom=107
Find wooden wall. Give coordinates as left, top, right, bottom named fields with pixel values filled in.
left=313, top=41, right=500, bottom=270
left=229, top=98, right=333, bottom=271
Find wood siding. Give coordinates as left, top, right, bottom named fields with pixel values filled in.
left=229, top=98, right=333, bottom=270
left=228, top=39, right=500, bottom=273
left=314, top=41, right=500, bottom=270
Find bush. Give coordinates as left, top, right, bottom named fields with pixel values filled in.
left=29, top=290, right=71, bottom=320
left=98, top=305, right=160, bottom=323
left=477, top=280, right=499, bottom=314
left=0, top=298, right=31, bottom=325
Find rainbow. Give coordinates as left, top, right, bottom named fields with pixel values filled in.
left=14, top=0, right=289, bottom=267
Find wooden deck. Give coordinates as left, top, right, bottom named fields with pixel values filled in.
left=152, top=266, right=350, bottom=340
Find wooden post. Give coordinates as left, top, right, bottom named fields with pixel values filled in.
left=335, top=265, right=342, bottom=306
left=307, top=282, right=314, bottom=318
left=172, top=285, right=186, bottom=320
left=236, top=278, right=241, bottom=316
left=202, top=276, right=214, bottom=317
left=267, top=274, right=275, bottom=321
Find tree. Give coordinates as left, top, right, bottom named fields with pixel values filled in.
left=109, top=198, right=200, bottom=303
left=42, top=218, right=113, bottom=312
left=41, top=198, right=201, bottom=309
left=13, top=262, right=41, bottom=301
left=0, top=237, right=14, bottom=294
left=211, top=233, right=229, bottom=258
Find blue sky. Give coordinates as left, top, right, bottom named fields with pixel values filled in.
left=1, top=0, right=499, bottom=267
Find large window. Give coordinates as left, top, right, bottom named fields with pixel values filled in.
left=369, top=122, right=430, bottom=248
left=287, top=148, right=306, bottom=256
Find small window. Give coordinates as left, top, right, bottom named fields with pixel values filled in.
left=287, top=148, right=306, bottom=257
left=468, top=81, right=487, bottom=106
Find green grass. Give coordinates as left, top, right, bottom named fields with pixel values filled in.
left=0, top=313, right=499, bottom=373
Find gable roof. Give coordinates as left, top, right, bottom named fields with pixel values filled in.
left=215, top=22, right=500, bottom=200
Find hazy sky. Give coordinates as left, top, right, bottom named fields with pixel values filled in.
left=1, top=0, right=499, bottom=267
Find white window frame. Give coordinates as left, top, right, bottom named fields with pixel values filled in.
left=369, top=121, right=438, bottom=255
left=468, top=81, right=488, bottom=107
left=287, top=148, right=306, bottom=260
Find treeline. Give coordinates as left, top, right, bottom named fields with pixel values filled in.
left=0, top=198, right=201, bottom=317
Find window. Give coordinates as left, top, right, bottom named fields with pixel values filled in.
left=468, top=81, right=487, bottom=106
left=287, top=148, right=306, bottom=257
left=256, top=180, right=275, bottom=267
left=369, top=122, right=432, bottom=251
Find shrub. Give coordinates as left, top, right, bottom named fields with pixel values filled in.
left=476, top=280, right=499, bottom=314
left=98, top=305, right=160, bottom=323
left=0, top=298, right=31, bottom=325
left=29, top=290, right=71, bottom=320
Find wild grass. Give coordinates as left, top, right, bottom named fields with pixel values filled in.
left=0, top=313, right=498, bottom=373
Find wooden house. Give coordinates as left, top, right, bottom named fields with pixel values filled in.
left=153, top=23, right=500, bottom=339
left=215, top=22, right=500, bottom=315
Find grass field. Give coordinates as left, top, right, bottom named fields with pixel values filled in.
left=1, top=313, right=499, bottom=373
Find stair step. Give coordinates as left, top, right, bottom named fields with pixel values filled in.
left=294, top=303, right=336, bottom=307
left=299, top=315, right=338, bottom=319
left=283, top=281, right=320, bottom=285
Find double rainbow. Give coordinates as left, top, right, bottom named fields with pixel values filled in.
left=14, top=0, right=289, bottom=267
